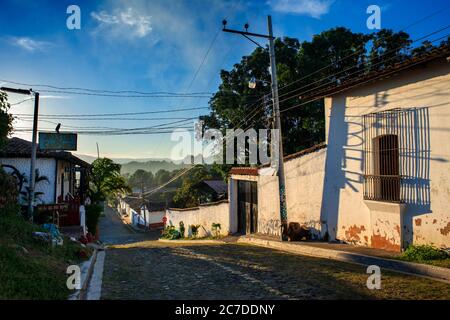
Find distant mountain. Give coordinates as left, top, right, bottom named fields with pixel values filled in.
left=74, top=153, right=207, bottom=175
left=120, top=160, right=190, bottom=175
left=74, top=154, right=172, bottom=165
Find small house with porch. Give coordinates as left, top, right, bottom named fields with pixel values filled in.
left=0, top=137, right=91, bottom=226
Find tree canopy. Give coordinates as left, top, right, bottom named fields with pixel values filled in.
left=0, top=92, right=13, bottom=149
left=201, top=27, right=444, bottom=165
left=90, top=158, right=131, bottom=202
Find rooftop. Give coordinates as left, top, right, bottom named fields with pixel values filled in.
left=0, top=137, right=90, bottom=167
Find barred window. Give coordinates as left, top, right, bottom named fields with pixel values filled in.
left=362, top=107, right=430, bottom=205
left=363, top=110, right=401, bottom=203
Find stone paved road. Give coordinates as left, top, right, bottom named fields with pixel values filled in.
left=100, top=208, right=450, bottom=300
left=99, top=206, right=160, bottom=245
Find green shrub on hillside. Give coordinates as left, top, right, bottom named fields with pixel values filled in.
left=400, top=245, right=449, bottom=262
left=86, top=204, right=104, bottom=237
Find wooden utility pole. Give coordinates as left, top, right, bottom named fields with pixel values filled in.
left=222, top=15, right=288, bottom=240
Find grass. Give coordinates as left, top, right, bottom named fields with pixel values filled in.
left=395, top=245, right=450, bottom=268
left=0, top=204, right=91, bottom=299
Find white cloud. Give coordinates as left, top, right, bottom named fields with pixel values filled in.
left=91, top=7, right=152, bottom=38
left=269, top=0, right=333, bottom=18
left=11, top=37, right=50, bottom=52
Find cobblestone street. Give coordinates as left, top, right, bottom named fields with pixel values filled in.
left=100, top=208, right=450, bottom=300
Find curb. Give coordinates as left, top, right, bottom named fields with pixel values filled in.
left=158, top=238, right=224, bottom=245
left=78, top=249, right=98, bottom=300
left=68, top=248, right=98, bottom=300
left=238, top=237, right=450, bottom=283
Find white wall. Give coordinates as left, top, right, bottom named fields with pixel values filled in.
left=144, top=210, right=165, bottom=225
left=0, top=157, right=56, bottom=204
left=284, top=147, right=327, bottom=239
left=166, top=201, right=230, bottom=237
left=257, top=174, right=281, bottom=236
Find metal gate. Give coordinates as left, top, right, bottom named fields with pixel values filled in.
left=237, top=180, right=258, bottom=234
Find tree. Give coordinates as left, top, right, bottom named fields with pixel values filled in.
left=0, top=91, right=13, bottom=149
left=173, top=165, right=222, bottom=208
left=202, top=27, right=419, bottom=176
left=89, top=158, right=131, bottom=202
left=19, top=169, right=49, bottom=205
left=128, top=169, right=154, bottom=191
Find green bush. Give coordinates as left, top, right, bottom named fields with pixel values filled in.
left=179, top=221, right=185, bottom=238
left=190, top=224, right=201, bottom=238
left=400, top=245, right=449, bottom=262
left=85, top=204, right=104, bottom=237
left=161, top=225, right=181, bottom=240
left=0, top=168, right=18, bottom=209
left=211, top=223, right=221, bottom=238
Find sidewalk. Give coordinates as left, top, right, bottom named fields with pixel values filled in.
left=238, top=234, right=450, bottom=283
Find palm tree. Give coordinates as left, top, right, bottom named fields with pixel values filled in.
left=1, top=164, right=26, bottom=192
left=20, top=169, right=49, bottom=205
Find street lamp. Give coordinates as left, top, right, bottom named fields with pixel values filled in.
left=248, top=77, right=270, bottom=89
left=1, top=86, right=39, bottom=221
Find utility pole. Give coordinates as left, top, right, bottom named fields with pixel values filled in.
left=28, top=92, right=40, bottom=222
left=0, top=87, right=38, bottom=221
left=223, top=15, right=288, bottom=240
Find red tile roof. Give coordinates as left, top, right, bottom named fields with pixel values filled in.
left=229, top=167, right=259, bottom=176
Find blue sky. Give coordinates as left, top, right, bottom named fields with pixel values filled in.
left=1, top=0, right=449, bottom=159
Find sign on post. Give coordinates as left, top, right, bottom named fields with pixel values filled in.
left=39, top=132, right=78, bottom=151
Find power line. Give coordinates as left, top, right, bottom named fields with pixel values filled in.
left=276, top=3, right=450, bottom=94
left=0, top=79, right=216, bottom=96
left=275, top=25, right=450, bottom=107
left=279, top=45, right=450, bottom=115
left=276, top=33, right=450, bottom=112
left=13, top=106, right=209, bottom=117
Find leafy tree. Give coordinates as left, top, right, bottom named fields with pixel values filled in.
left=0, top=91, right=13, bottom=149
left=89, top=158, right=131, bottom=202
left=173, top=165, right=221, bottom=208
left=128, top=169, right=154, bottom=191
left=154, top=169, right=171, bottom=186
left=202, top=27, right=420, bottom=176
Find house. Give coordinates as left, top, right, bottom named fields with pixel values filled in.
left=117, top=195, right=167, bottom=230
left=228, top=44, right=450, bottom=251
left=194, top=179, right=228, bottom=204
left=0, top=137, right=90, bottom=225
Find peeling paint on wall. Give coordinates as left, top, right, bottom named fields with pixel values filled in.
left=344, top=225, right=366, bottom=243
left=371, top=234, right=401, bottom=252
left=440, top=222, right=450, bottom=236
